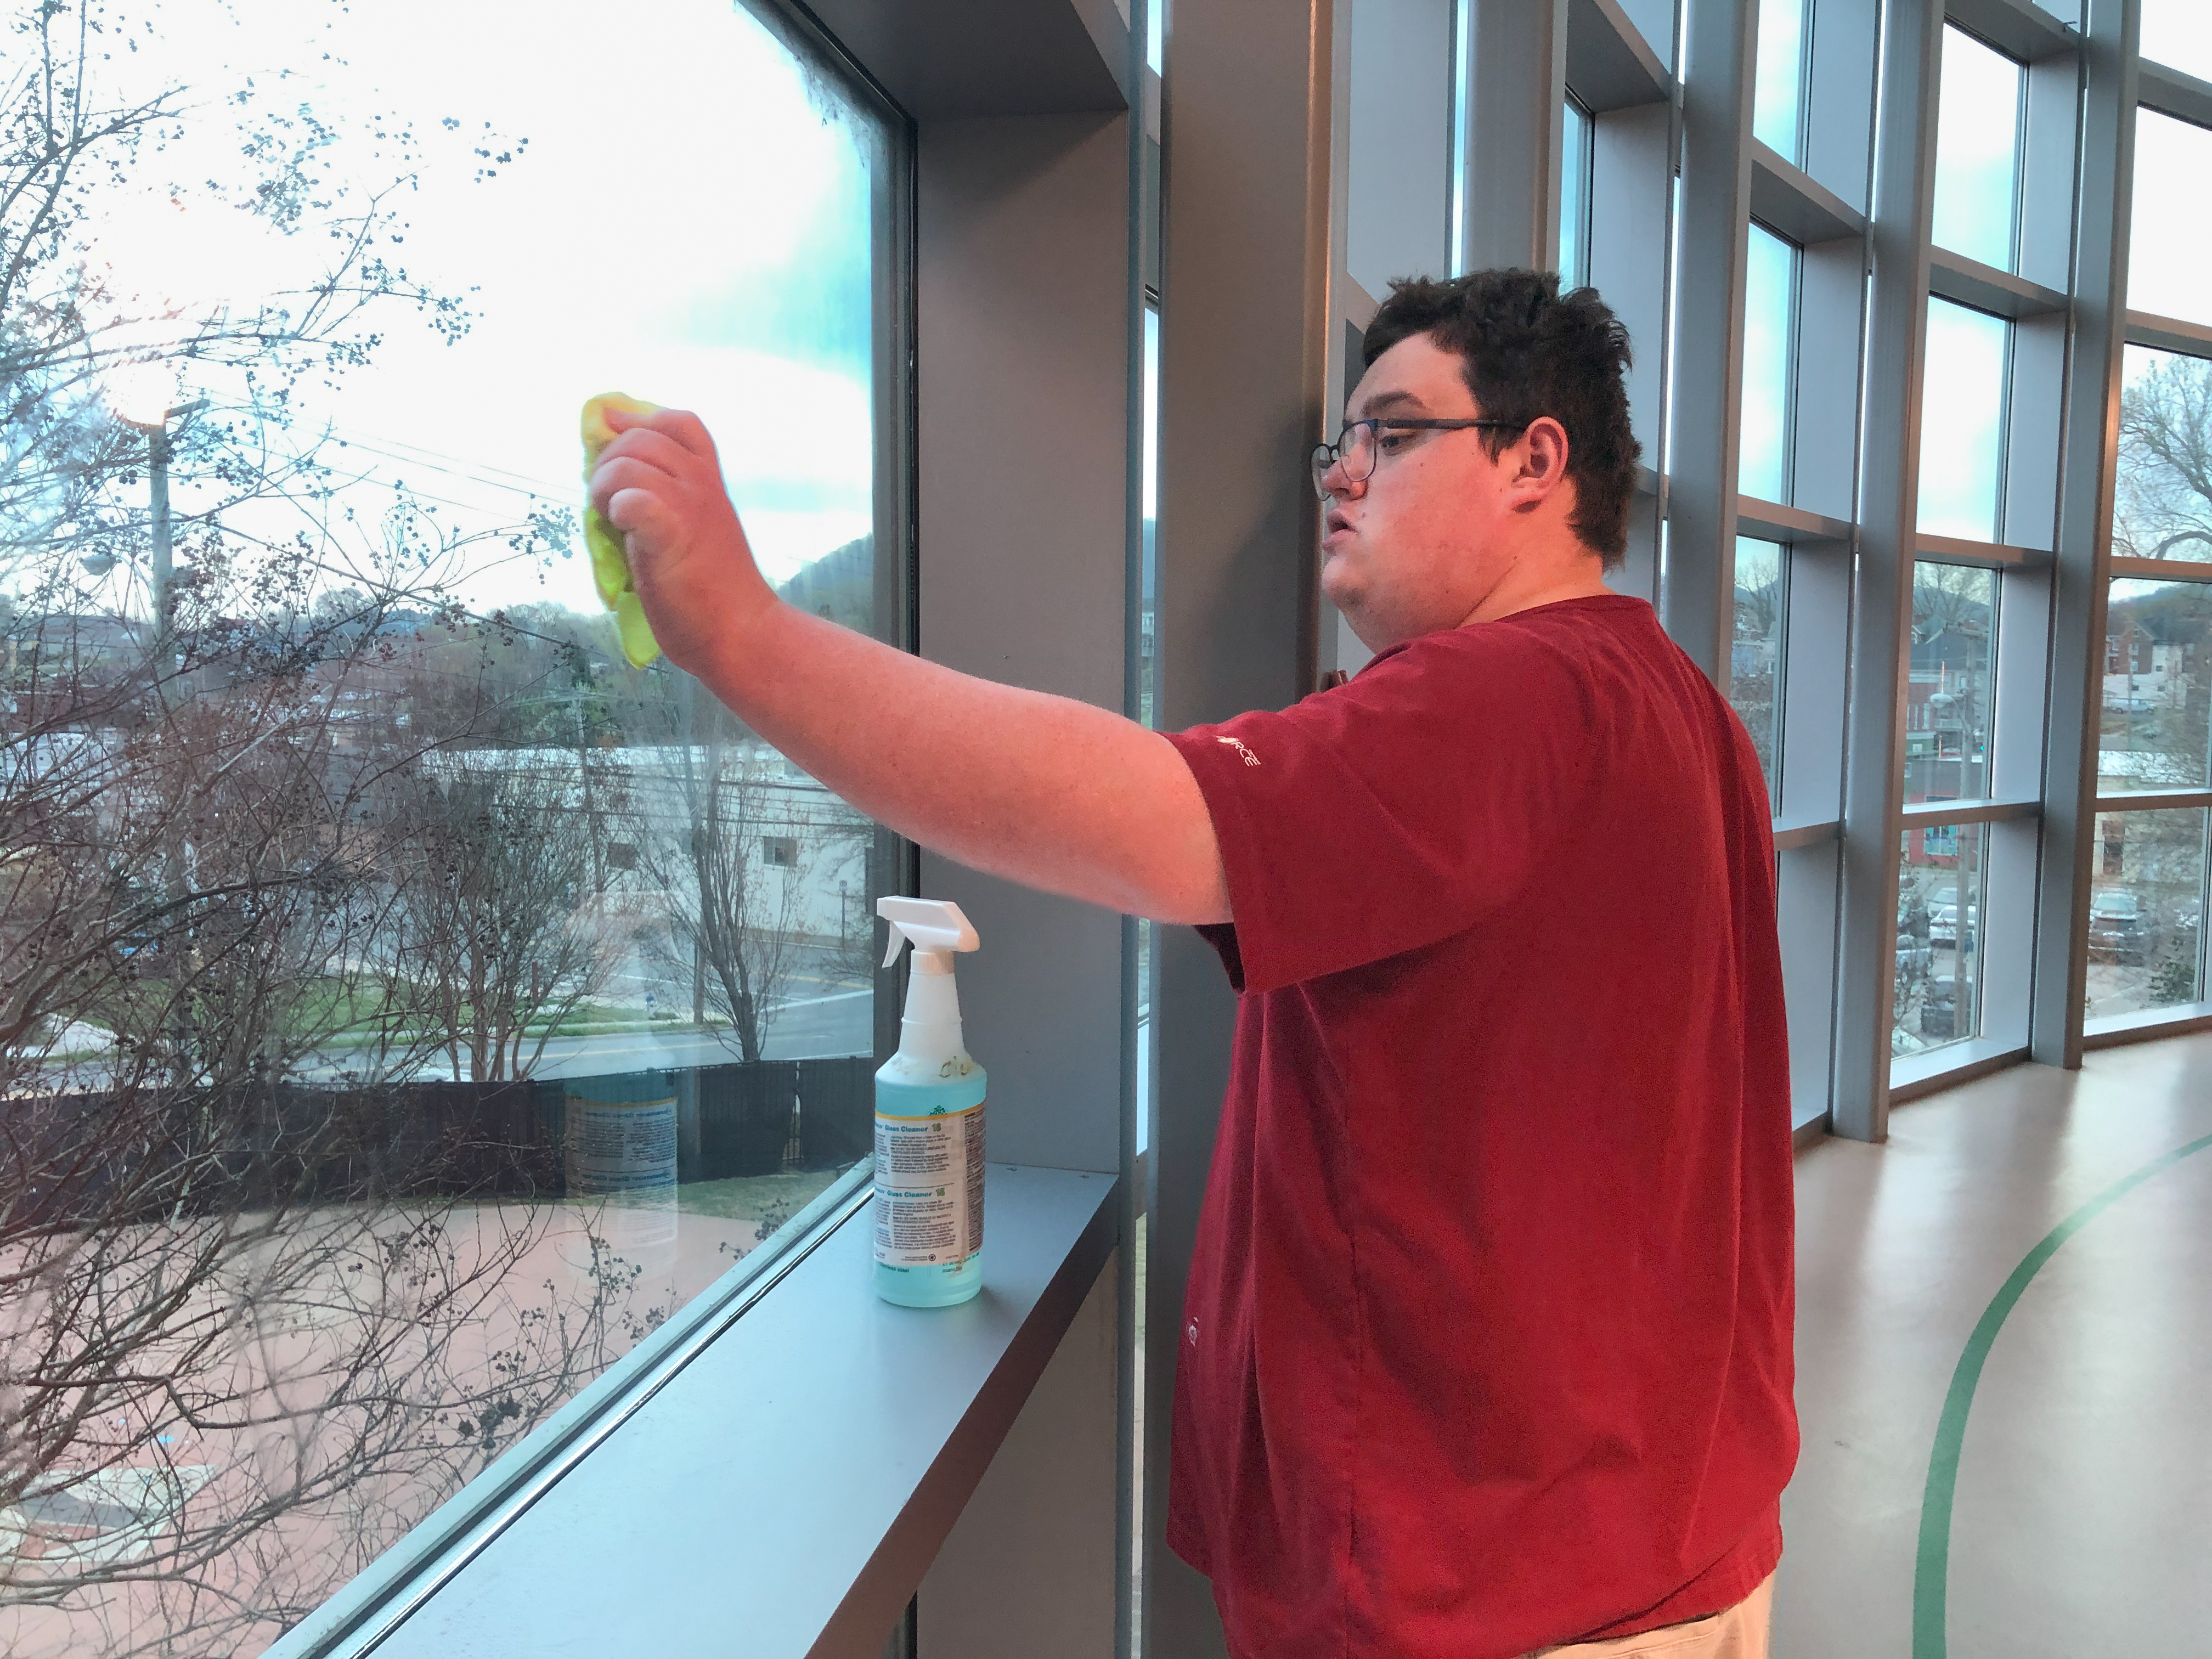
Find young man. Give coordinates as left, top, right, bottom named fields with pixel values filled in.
left=591, top=269, right=1797, bottom=1658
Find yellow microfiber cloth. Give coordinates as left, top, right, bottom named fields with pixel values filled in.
left=580, top=392, right=664, bottom=668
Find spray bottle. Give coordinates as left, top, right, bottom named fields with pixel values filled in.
left=873, top=897, right=987, bottom=1307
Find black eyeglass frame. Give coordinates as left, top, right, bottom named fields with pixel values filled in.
left=1309, top=417, right=1530, bottom=499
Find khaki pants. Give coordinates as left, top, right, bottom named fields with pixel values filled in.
left=1527, top=1575, right=1774, bottom=1659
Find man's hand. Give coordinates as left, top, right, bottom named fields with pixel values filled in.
left=580, top=407, right=1230, bottom=926
left=586, top=407, right=774, bottom=679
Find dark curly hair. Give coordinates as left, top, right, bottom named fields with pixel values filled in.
left=1361, top=269, right=1641, bottom=565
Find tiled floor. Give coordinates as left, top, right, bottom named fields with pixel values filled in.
left=1777, top=1032, right=2212, bottom=1656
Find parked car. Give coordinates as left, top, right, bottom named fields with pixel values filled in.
left=2087, top=889, right=2147, bottom=964
left=1895, top=931, right=1933, bottom=980
left=1928, top=901, right=1978, bottom=951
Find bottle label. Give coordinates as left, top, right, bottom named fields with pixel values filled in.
left=873, top=1100, right=986, bottom=1268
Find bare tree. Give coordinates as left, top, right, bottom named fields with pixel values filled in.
left=2118, top=350, right=2212, bottom=563
left=0, top=9, right=679, bottom=1655
left=648, top=699, right=820, bottom=1065
left=374, top=726, right=633, bottom=1085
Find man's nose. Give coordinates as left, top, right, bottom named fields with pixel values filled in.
left=1322, top=454, right=1365, bottom=501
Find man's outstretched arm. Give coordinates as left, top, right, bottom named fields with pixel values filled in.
left=590, top=405, right=1231, bottom=926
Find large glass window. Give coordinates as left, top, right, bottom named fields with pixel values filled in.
left=1931, top=25, right=2023, bottom=272
left=1905, top=562, right=1997, bottom=803
left=1, top=2, right=903, bottom=1650
left=1894, top=822, right=1988, bottom=1057
left=1740, top=224, right=1798, bottom=503
left=2116, top=346, right=2212, bottom=565
left=1917, top=300, right=2011, bottom=543
left=1730, top=538, right=1787, bottom=795
left=2085, top=809, right=2209, bottom=1021
left=2130, top=111, right=2212, bottom=326
left=1752, top=0, right=1808, bottom=163
left=2101, top=579, right=2212, bottom=792
left=2141, top=1, right=2212, bottom=85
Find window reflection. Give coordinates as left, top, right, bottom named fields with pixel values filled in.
left=2130, top=110, right=2212, bottom=325
left=1905, top=562, right=1997, bottom=803
left=1752, top=0, right=1808, bottom=163
left=1740, top=224, right=1797, bottom=503
left=2085, top=809, right=2209, bottom=1020
left=1730, top=538, right=1787, bottom=798
left=1894, top=823, right=1987, bottom=1057
left=2100, top=579, right=2212, bottom=792
left=0, top=2, right=899, bottom=1650
left=1932, top=25, right=2022, bottom=271
left=1917, top=299, right=2010, bottom=543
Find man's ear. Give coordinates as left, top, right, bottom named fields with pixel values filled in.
left=1508, top=416, right=1572, bottom=512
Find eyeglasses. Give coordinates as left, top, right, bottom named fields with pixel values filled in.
left=1309, top=417, right=1528, bottom=499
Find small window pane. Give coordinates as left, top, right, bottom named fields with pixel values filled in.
left=2117, top=345, right=2212, bottom=565
left=1753, top=0, right=1808, bottom=163
left=1932, top=25, right=2022, bottom=271
left=1905, top=562, right=1997, bottom=802
left=2130, top=110, right=2212, bottom=325
left=2101, top=579, right=2212, bottom=791
left=2086, top=809, right=2208, bottom=1020
left=1917, top=299, right=2011, bottom=543
left=1894, top=822, right=1988, bottom=1057
left=1731, top=539, right=1787, bottom=797
left=1740, top=224, right=1797, bottom=503
left=2141, top=1, right=2212, bottom=82
left=1561, top=96, right=1594, bottom=290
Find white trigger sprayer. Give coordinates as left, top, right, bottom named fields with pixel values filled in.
left=871, top=898, right=988, bottom=1306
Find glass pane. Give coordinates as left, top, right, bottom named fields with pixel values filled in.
left=1894, top=822, right=1988, bottom=1058
left=2, top=3, right=896, bottom=1650
left=2117, top=346, right=2212, bottom=564
left=1917, top=299, right=2011, bottom=543
left=2101, top=578, right=2212, bottom=791
left=1905, top=563, right=1998, bottom=802
left=2086, top=809, right=2209, bottom=1019
left=2130, top=110, right=2212, bottom=325
left=1561, top=97, right=1594, bottom=290
left=1731, top=538, right=1787, bottom=797
left=1753, top=0, right=1808, bottom=163
left=2142, top=2, right=2212, bottom=92
left=1740, top=224, right=1797, bottom=503
left=1932, top=25, right=2022, bottom=270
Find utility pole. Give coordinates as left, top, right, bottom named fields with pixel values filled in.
left=126, top=398, right=207, bottom=674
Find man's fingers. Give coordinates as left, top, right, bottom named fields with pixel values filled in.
left=595, top=426, right=693, bottom=482
left=590, top=454, right=680, bottom=521
left=605, top=484, right=675, bottom=543
left=644, top=407, right=720, bottom=466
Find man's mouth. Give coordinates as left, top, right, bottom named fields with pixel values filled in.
left=1324, top=506, right=1352, bottom=538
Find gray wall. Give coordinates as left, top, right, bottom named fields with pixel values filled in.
left=915, top=111, right=1132, bottom=1180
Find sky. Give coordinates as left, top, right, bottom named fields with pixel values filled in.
left=1932, top=26, right=2021, bottom=273
left=67, top=0, right=884, bottom=621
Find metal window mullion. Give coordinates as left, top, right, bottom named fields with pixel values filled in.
left=1658, top=0, right=1760, bottom=681
left=1458, top=0, right=1570, bottom=273
left=1897, top=796, right=2042, bottom=824
left=1830, top=0, right=1946, bottom=1142
left=2029, top=0, right=2140, bottom=1069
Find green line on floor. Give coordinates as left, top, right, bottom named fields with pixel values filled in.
left=1912, top=1128, right=2212, bottom=1659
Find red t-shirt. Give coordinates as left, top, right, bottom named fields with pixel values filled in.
left=1160, top=594, right=1797, bottom=1659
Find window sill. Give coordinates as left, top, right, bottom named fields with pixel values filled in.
left=1889, top=1036, right=2028, bottom=1104
left=2084, top=1001, right=2212, bottom=1050
left=269, top=1164, right=1118, bottom=1659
